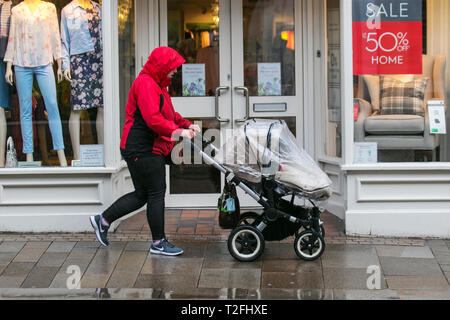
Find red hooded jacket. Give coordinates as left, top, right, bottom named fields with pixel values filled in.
left=120, top=47, right=192, bottom=158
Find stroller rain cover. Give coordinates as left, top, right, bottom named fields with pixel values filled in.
left=215, top=119, right=333, bottom=200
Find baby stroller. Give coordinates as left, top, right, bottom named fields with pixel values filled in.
left=190, top=119, right=332, bottom=262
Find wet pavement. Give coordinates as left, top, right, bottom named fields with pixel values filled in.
left=1, top=238, right=450, bottom=300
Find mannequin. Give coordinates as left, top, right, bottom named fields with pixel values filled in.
left=62, top=0, right=103, bottom=161
left=4, top=0, right=67, bottom=166
left=0, top=0, right=12, bottom=167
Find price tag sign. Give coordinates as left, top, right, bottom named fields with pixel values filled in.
left=428, top=100, right=446, bottom=134
left=354, top=142, right=378, bottom=164
left=353, top=0, right=423, bottom=75
left=80, top=144, right=104, bottom=167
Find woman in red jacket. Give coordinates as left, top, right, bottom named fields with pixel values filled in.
left=90, top=47, right=200, bottom=256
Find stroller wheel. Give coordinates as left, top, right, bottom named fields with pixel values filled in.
left=294, top=230, right=325, bottom=261
left=238, top=212, right=262, bottom=227
left=228, top=226, right=265, bottom=262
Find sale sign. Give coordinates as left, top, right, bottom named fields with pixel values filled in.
left=353, top=0, right=423, bottom=75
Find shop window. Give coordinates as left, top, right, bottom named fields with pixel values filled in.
left=118, top=0, right=135, bottom=133
left=325, top=0, right=342, bottom=158
left=352, top=0, right=449, bottom=163
left=166, top=0, right=220, bottom=97
left=1, top=0, right=104, bottom=168
left=242, top=0, right=296, bottom=97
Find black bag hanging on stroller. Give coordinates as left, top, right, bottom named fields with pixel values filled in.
left=217, top=181, right=240, bottom=229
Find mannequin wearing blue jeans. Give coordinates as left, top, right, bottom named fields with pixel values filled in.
left=6, top=63, right=67, bottom=165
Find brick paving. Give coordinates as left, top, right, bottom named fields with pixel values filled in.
left=0, top=209, right=429, bottom=246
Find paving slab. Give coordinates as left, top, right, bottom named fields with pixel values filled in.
left=106, top=251, right=148, bottom=288
left=45, top=242, right=77, bottom=253
left=439, top=264, right=450, bottom=273
left=397, top=289, right=450, bottom=300
left=174, top=242, right=207, bottom=258
left=162, top=288, right=248, bottom=300
left=246, top=288, right=333, bottom=300
left=386, top=275, right=450, bottom=289
left=323, top=267, right=387, bottom=290
left=0, top=262, right=35, bottom=288
left=13, top=243, right=50, bottom=263
left=321, top=246, right=380, bottom=269
left=49, top=259, right=92, bottom=289
left=21, top=266, right=60, bottom=288
left=23, top=242, right=51, bottom=249
left=204, top=242, right=232, bottom=257
left=0, top=252, right=18, bottom=266
left=98, top=288, right=162, bottom=299
left=376, top=246, right=434, bottom=259
left=203, top=256, right=262, bottom=269
left=79, top=244, right=125, bottom=288
left=124, top=242, right=151, bottom=251
left=425, top=240, right=448, bottom=248
left=262, top=272, right=324, bottom=289
left=0, top=262, right=35, bottom=278
left=198, top=268, right=261, bottom=289
left=0, top=242, right=26, bottom=253
left=36, top=252, right=70, bottom=268
left=380, top=257, right=444, bottom=276
left=141, top=257, right=203, bottom=276
left=134, top=274, right=200, bottom=290
left=260, top=243, right=298, bottom=260
left=0, top=288, right=100, bottom=300
left=262, top=259, right=321, bottom=273
left=65, top=246, right=98, bottom=261
left=333, top=289, right=399, bottom=300
left=74, top=241, right=101, bottom=248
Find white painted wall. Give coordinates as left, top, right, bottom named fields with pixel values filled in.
left=346, top=168, right=450, bottom=238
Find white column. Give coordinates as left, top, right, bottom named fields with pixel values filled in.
left=102, top=0, right=121, bottom=168
left=340, top=0, right=354, bottom=165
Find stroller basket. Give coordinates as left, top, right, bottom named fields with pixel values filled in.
left=262, top=198, right=309, bottom=241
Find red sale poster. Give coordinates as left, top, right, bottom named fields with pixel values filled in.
left=353, top=0, right=423, bottom=75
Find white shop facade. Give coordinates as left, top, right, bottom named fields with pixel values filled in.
left=0, top=0, right=449, bottom=238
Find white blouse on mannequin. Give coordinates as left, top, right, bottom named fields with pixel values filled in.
left=4, top=1, right=62, bottom=67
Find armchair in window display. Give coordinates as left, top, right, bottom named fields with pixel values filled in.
left=354, top=54, right=447, bottom=160
left=4, top=0, right=67, bottom=166
left=61, top=0, right=103, bottom=162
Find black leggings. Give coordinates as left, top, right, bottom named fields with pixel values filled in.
left=102, top=155, right=166, bottom=240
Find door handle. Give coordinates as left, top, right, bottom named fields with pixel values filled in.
left=234, top=86, right=249, bottom=123
left=215, top=86, right=230, bottom=123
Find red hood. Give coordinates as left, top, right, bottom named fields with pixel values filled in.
left=140, top=47, right=186, bottom=88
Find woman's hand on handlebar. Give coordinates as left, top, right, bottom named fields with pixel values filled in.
left=171, top=128, right=198, bottom=141
left=180, top=129, right=196, bottom=139
left=189, top=124, right=201, bottom=134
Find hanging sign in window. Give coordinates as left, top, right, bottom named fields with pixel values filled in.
left=182, top=64, right=206, bottom=97
left=258, top=63, right=282, bottom=96
left=353, top=0, right=423, bottom=75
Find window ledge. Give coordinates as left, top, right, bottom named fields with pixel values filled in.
left=0, top=167, right=119, bottom=175
left=341, top=163, right=450, bottom=172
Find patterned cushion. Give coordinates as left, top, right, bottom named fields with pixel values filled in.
left=380, top=77, right=429, bottom=116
